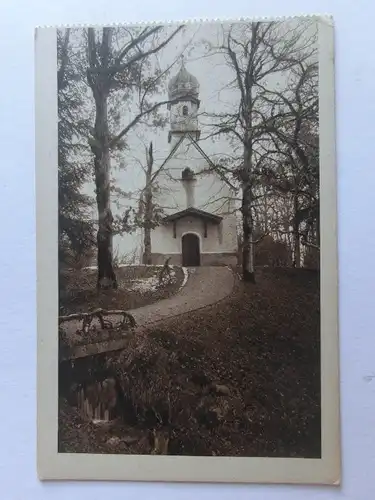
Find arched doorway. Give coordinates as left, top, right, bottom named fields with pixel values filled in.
left=182, top=233, right=200, bottom=266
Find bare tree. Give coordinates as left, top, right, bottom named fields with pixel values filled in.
left=206, top=20, right=316, bottom=281
left=86, top=25, right=183, bottom=288
left=139, top=142, right=158, bottom=264
left=261, top=58, right=319, bottom=265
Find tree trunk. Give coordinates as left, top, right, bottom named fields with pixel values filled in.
left=86, top=28, right=117, bottom=289
left=293, top=194, right=300, bottom=268
left=143, top=230, right=152, bottom=265
left=142, top=142, right=154, bottom=265
left=241, top=124, right=255, bottom=281
left=92, top=91, right=117, bottom=289
left=316, top=206, right=320, bottom=248
left=241, top=170, right=255, bottom=283
left=143, top=190, right=153, bottom=265
left=263, top=190, right=269, bottom=234
left=242, top=186, right=255, bottom=282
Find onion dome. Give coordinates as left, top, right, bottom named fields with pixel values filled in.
left=168, top=58, right=200, bottom=100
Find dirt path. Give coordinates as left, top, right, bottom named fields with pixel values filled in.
left=61, top=266, right=235, bottom=360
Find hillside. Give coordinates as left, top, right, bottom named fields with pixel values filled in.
left=59, top=267, right=320, bottom=458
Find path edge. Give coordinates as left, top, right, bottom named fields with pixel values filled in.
left=61, top=266, right=238, bottom=361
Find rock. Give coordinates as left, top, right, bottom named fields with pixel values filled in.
left=212, top=384, right=231, bottom=396
left=151, top=430, right=170, bottom=455
left=106, top=436, right=121, bottom=446
left=106, top=435, right=139, bottom=447
left=122, top=435, right=139, bottom=445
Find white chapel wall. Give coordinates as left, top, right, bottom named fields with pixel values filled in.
left=152, top=136, right=238, bottom=257
left=151, top=215, right=237, bottom=255
left=156, top=139, right=235, bottom=215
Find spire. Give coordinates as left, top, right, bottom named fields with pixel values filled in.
left=168, top=57, right=200, bottom=101
left=167, top=56, right=201, bottom=144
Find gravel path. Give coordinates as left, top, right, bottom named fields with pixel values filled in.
left=129, top=266, right=235, bottom=326
left=60, top=266, right=235, bottom=360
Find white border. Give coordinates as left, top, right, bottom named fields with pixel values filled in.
left=36, top=15, right=340, bottom=484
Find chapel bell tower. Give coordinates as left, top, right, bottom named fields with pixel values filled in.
left=167, top=56, right=201, bottom=146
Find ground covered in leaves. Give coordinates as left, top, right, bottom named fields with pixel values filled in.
left=59, top=265, right=185, bottom=316
left=59, top=267, right=320, bottom=458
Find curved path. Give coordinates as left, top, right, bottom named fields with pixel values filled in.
left=62, top=266, right=235, bottom=360
left=129, top=266, right=235, bottom=327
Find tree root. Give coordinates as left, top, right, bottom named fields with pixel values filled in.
left=59, top=308, right=136, bottom=334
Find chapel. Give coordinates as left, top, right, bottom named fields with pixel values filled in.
left=147, top=58, right=238, bottom=267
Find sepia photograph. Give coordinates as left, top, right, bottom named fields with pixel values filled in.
left=36, top=15, right=339, bottom=484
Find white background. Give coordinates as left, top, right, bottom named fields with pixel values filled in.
left=0, top=0, right=374, bottom=499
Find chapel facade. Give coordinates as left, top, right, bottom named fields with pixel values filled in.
left=147, top=59, right=238, bottom=267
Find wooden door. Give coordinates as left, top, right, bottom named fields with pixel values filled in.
left=182, top=233, right=200, bottom=266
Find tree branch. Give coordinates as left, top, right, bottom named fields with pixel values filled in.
left=300, top=236, right=320, bottom=251
left=108, top=98, right=179, bottom=148
left=88, top=25, right=184, bottom=76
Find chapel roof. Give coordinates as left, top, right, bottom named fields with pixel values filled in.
left=168, top=58, right=200, bottom=100
left=162, top=207, right=222, bottom=225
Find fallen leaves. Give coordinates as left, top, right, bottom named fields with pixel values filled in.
left=59, top=267, right=321, bottom=458
left=59, top=265, right=185, bottom=316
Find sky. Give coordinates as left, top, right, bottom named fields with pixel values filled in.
left=63, top=18, right=318, bottom=261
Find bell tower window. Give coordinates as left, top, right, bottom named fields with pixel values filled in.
left=167, top=57, right=201, bottom=144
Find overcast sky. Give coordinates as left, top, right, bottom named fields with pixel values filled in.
left=65, top=19, right=318, bottom=260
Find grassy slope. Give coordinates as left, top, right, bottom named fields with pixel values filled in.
left=59, top=265, right=185, bottom=315
left=59, top=267, right=320, bottom=458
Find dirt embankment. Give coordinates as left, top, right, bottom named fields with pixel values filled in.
left=59, top=267, right=320, bottom=458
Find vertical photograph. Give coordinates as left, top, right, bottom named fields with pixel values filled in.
left=54, top=17, right=324, bottom=462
